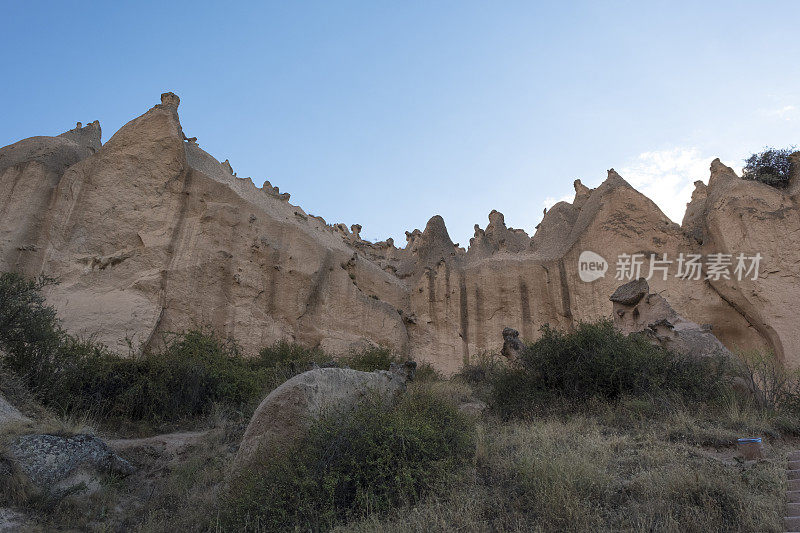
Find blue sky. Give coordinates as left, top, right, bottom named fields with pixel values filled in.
left=3, top=1, right=798, bottom=245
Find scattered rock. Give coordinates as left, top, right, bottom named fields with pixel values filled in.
left=5, top=434, right=134, bottom=496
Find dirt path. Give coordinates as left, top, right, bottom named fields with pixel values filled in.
left=107, top=430, right=210, bottom=455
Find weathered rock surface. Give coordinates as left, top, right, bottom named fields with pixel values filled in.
left=1, top=93, right=798, bottom=373
left=611, top=278, right=733, bottom=359
left=500, top=327, right=524, bottom=361
left=4, top=434, right=134, bottom=495
left=235, top=363, right=415, bottom=469
left=609, top=277, right=650, bottom=306
left=0, top=394, right=30, bottom=429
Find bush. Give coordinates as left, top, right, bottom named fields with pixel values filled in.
left=739, top=349, right=800, bottom=410
left=343, top=346, right=400, bottom=372
left=492, top=320, right=729, bottom=418
left=220, top=386, right=474, bottom=531
left=0, top=273, right=62, bottom=381
left=26, top=330, right=280, bottom=423
left=742, top=146, right=796, bottom=188
left=0, top=272, right=426, bottom=426
left=256, top=340, right=326, bottom=369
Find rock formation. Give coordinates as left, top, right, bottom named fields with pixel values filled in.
left=611, top=278, right=734, bottom=360
left=500, top=327, right=524, bottom=361
left=234, top=363, right=416, bottom=469
left=1, top=93, right=798, bottom=374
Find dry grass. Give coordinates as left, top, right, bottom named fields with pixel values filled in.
left=1, top=374, right=795, bottom=532
left=339, top=414, right=788, bottom=533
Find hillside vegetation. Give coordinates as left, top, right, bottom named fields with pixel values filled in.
left=1, top=272, right=799, bottom=532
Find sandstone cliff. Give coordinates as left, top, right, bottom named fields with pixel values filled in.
left=1, top=93, right=797, bottom=373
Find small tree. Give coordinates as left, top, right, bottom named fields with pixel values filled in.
left=742, top=146, right=796, bottom=188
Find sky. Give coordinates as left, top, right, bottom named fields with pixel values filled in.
left=2, top=1, right=798, bottom=246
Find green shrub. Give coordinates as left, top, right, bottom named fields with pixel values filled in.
left=256, top=340, right=326, bottom=369
left=0, top=273, right=62, bottom=381
left=413, top=361, right=443, bottom=382
left=492, top=320, right=729, bottom=418
left=455, top=351, right=503, bottom=387
left=743, top=146, right=796, bottom=188
left=220, top=386, right=474, bottom=531
left=342, top=346, right=400, bottom=372
left=0, top=271, right=431, bottom=427
left=29, top=330, right=279, bottom=423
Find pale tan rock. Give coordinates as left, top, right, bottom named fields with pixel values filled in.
left=698, top=159, right=800, bottom=366
left=1, top=94, right=797, bottom=374
left=611, top=278, right=733, bottom=359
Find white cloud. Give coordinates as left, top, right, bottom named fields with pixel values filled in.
left=765, top=105, right=798, bottom=121
left=535, top=148, right=744, bottom=230
left=618, top=148, right=717, bottom=223
left=542, top=194, right=574, bottom=210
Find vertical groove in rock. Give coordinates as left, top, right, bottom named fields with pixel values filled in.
left=558, top=258, right=573, bottom=319
left=475, top=285, right=485, bottom=350
left=519, top=278, right=532, bottom=340
left=459, top=272, right=469, bottom=363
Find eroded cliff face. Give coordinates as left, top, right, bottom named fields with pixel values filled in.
left=1, top=94, right=797, bottom=373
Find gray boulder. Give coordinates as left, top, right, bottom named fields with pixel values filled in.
left=4, top=434, right=134, bottom=496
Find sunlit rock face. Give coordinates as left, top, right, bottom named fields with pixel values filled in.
left=1, top=94, right=797, bottom=374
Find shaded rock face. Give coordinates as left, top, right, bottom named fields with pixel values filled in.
left=611, top=278, right=733, bottom=360
left=4, top=434, right=134, bottom=495
left=0, top=93, right=798, bottom=373
left=234, top=365, right=414, bottom=470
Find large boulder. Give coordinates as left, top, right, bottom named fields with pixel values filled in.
left=611, top=278, right=733, bottom=359
left=234, top=363, right=415, bottom=469
left=3, top=434, right=134, bottom=497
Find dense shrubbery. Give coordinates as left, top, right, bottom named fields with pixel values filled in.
left=491, top=320, right=730, bottom=418
left=220, top=386, right=474, bottom=531
left=0, top=274, right=62, bottom=379
left=743, top=146, right=796, bottom=188
left=739, top=349, right=800, bottom=411
left=44, top=331, right=278, bottom=422
left=0, top=272, right=415, bottom=426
